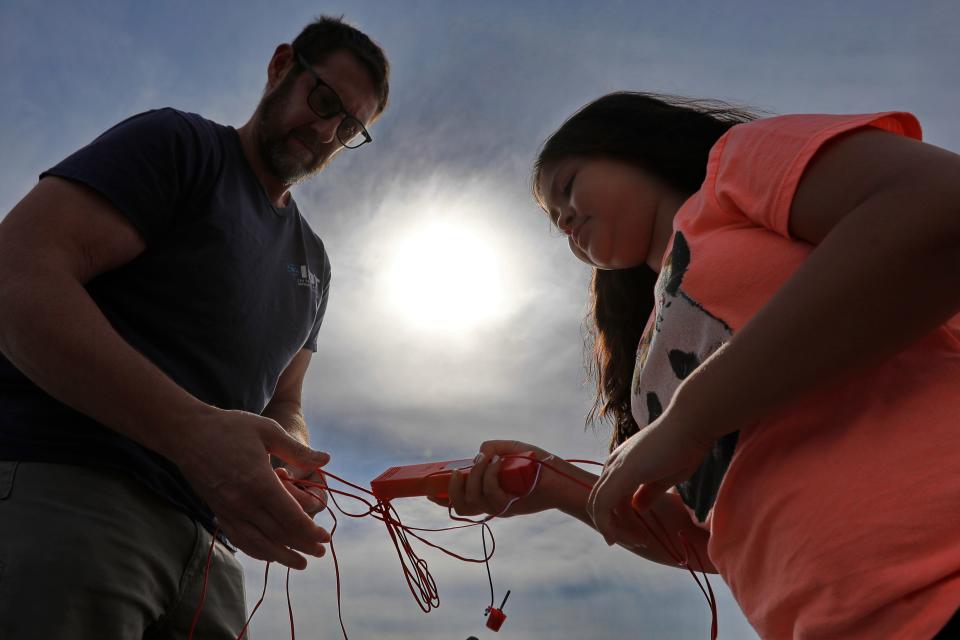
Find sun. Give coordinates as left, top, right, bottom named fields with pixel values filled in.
left=383, top=220, right=506, bottom=332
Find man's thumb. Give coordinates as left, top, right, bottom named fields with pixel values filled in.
left=263, top=426, right=330, bottom=470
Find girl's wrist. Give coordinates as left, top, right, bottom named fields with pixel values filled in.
left=541, top=457, right=595, bottom=517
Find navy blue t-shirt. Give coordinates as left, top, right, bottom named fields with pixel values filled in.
left=0, top=108, right=331, bottom=531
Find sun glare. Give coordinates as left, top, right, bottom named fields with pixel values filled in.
left=383, top=220, right=507, bottom=332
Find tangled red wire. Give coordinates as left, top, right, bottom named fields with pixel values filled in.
left=187, top=455, right=718, bottom=640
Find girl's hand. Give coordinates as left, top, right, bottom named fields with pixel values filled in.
left=426, top=440, right=575, bottom=518
left=587, top=410, right=711, bottom=545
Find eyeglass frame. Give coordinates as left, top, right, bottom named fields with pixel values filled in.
left=294, top=50, right=373, bottom=149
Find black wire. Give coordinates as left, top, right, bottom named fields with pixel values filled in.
left=482, top=523, right=494, bottom=610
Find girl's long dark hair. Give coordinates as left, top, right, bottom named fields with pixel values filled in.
left=533, top=92, right=758, bottom=450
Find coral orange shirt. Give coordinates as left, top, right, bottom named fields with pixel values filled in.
left=631, top=112, right=960, bottom=638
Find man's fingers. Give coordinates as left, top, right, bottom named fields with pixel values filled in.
left=307, top=485, right=329, bottom=509
left=258, top=470, right=322, bottom=521
left=261, top=424, right=329, bottom=471
left=287, top=482, right=326, bottom=515
left=242, top=468, right=332, bottom=554
left=426, top=495, right=450, bottom=507
left=221, top=517, right=309, bottom=570
left=276, top=468, right=329, bottom=515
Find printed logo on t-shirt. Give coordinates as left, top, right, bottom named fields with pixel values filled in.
left=287, top=263, right=319, bottom=290
left=632, top=232, right=739, bottom=523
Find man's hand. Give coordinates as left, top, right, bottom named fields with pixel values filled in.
left=276, top=466, right=329, bottom=518
left=169, top=407, right=332, bottom=569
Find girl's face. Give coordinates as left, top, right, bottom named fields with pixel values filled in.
left=537, top=156, right=683, bottom=271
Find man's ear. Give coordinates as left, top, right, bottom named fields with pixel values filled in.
left=266, top=43, right=296, bottom=91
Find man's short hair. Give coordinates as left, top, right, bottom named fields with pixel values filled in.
left=292, top=16, right=390, bottom=117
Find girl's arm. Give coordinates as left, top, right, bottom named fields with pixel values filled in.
left=682, top=128, right=960, bottom=442
left=435, top=440, right=716, bottom=572
left=590, top=129, right=960, bottom=538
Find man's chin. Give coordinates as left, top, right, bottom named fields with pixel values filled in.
left=264, top=152, right=324, bottom=186
left=281, top=161, right=326, bottom=185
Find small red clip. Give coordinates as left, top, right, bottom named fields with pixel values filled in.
left=484, top=590, right=510, bottom=631
left=485, top=607, right=506, bottom=631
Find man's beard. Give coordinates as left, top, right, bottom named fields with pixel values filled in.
left=255, top=77, right=330, bottom=186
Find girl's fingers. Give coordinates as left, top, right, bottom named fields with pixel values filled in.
left=448, top=469, right=471, bottom=515
left=482, top=456, right=510, bottom=513
left=479, top=440, right=524, bottom=458
left=588, top=475, right=619, bottom=545
left=465, top=453, right=490, bottom=506
left=631, top=480, right=672, bottom=516
left=614, top=504, right=651, bottom=551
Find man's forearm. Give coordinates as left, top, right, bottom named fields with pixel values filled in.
left=263, top=400, right=309, bottom=471
left=0, top=267, right=210, bottom=461
left=262, top=400, right=309, bottom=446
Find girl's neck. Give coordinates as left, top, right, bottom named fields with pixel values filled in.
left=646, top=189, right=690, bottom=273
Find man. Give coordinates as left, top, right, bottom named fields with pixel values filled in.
left=0, top=16, right=388, bottom=639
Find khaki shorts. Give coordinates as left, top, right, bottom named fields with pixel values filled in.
left=0, top=461, right=247, bottom=639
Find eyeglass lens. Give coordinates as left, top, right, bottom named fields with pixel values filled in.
left=308, top=85, right=366, bottom=147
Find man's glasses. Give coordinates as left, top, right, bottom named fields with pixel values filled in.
left=295, top=51, right=372, bottom=149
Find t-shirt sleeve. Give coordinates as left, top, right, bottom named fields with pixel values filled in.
left=708, top=112, right=922, bottom=238
left=302, top=253, right=331, bottom=352
left=40, top=108, right=222, bottom=243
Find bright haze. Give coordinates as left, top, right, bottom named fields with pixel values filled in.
left=2, top=1, right=956, bottom=638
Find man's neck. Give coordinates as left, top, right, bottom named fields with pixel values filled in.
left=235, top=121, right=291, bottom=208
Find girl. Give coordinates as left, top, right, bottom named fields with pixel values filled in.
left=429, top=93, right=960, bottom=638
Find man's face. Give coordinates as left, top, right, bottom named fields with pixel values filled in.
left=255, top=48, right=380, bottom=185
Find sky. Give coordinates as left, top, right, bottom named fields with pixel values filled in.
left=2, top=1, right=958, bottom=638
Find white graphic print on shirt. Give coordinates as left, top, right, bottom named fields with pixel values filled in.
left=631, top=231, right=740, bottom=524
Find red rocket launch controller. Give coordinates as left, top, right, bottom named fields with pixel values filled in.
left=370, top=450, right=540, bottom=502
left=370, top=452, right=540, bottom=633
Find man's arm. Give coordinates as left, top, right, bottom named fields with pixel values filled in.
left=263, top=348, right=312, bottom=447
left=0, top=177, right=331, bottom=568
left=261, top=349, right=329, bottom=517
